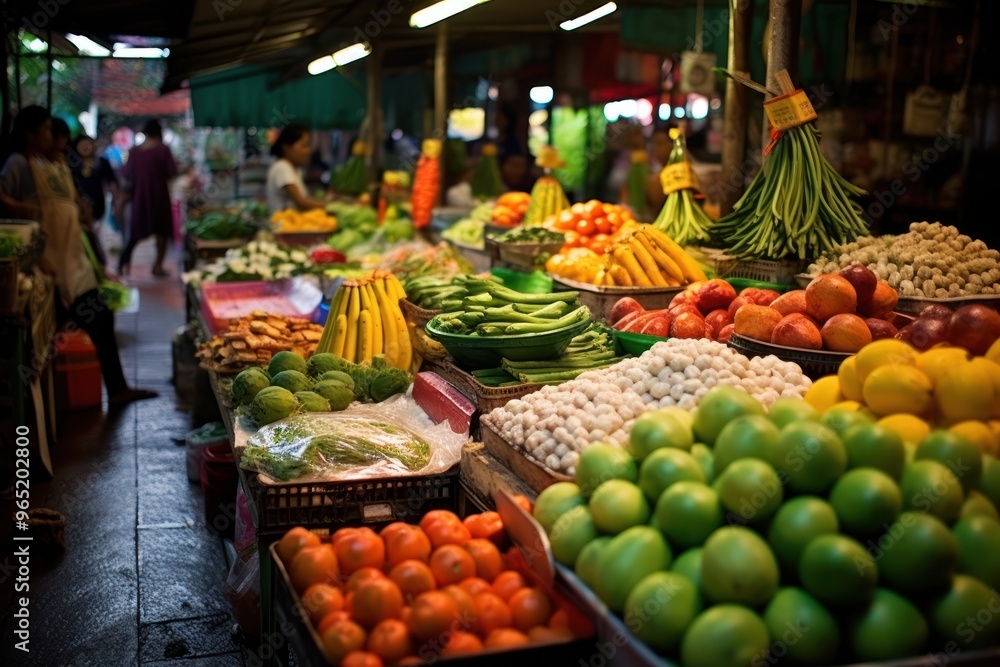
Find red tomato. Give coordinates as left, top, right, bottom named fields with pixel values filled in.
left=595, top=217, right=612, bottom=234
left=575, top=218, right=596, bottom=237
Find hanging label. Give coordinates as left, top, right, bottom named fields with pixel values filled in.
left=764, top=89, right=818, bottom=130
left=661, top=162, right=698, bottom=196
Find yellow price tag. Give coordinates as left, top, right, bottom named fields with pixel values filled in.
left=764, top=89, right=818, bottom=130
left=661, top=162, right=698, bottom=196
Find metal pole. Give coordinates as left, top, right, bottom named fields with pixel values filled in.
left=46, top=30, right=53, bottom=110
left=366, top=44, right=384, bottom=203
left=763, top=0, right=801, bottom=147
left=721, top=0, right=754, bottom=215
left=434, top=22, right=448, bottom=205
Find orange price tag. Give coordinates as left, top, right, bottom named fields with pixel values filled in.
left=764, top=89, right=818, bottom=130
left=661, top=162, right=698, bottom=196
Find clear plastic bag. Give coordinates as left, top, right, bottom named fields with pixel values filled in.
left=239, top=392, right=468, bottom=482
left=223, top=550, right=260, bottom=637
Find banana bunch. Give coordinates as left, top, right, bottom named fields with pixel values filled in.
left=598, top=224, right=708, bottom=288
left=271, top=208, right=338, bottom=233
left=317, top=270, right=412, bottom=370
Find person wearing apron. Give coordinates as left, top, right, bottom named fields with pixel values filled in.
left=1, top=106, right=157, bottom=407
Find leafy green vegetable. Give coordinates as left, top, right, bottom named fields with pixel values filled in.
left=0, top=232, right=23, bottom=258
left=242, top=415, right=432, bottom=480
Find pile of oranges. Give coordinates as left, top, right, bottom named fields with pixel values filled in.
left=543, top=200, right=637, bottom=254
left=277, top=504, right=587, bottom=666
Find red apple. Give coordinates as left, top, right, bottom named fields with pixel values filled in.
left=609, top=297, right=644, bottom=326
left=947, top=305, right=1000, bottom=355
left=705, top=309, right=732, bottom=337
left=728, top=296, right=752, bottom=320
left=671, top=312, right=708, bottom=339
left=838, top=264, right=878, bottom=305
left=697, top=279, right=738, bottom=314
left=717, top=323, right=735, bottom=344
left=669, top=304, right=705, bottom=320
left=753, top=290, right=781, bottom=307
left=905, top=317, right=950, bottom=351
left=920, top=304, right=954, bottom=322
left=640, top=316, right=670, bottom=337
left=864, top=318, right=899, bottom=341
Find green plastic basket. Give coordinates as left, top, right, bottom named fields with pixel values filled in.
left=725, top=277, right=792, bottom=294
left=615, top=330, right=669, bottom=356
left=426, top=317, right=591, bottom=370
left=490, top=267, right=553, bottom=294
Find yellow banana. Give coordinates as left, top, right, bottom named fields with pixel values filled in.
left=372, top=279, right=400, bottom=366
left=358, top=310, right=374, bottom=363
left=629, top=237, right=668, bottom=286
left=646, top=228, right=707, bottom=282
left=343, top=285, right=361, bottom=362
left=614, top=246, right=653, bottom=287
left=390, top=295, right=412, bottom=370
left=317, top=285, right=347, bottom=353
left=385, top=273, right=406, bottom=302
left=362, top=281, right=384, bottom=358
left=332, top=314, right=348, bottom=357
left=636, top=231, right=684, bottom=282
left=608, top=264, right=633, bottom=286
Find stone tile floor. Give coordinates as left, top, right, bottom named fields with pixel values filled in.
left=0, top=234, right=254, bottom=666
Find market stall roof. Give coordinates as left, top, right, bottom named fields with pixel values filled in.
left=162, top=0, right=622, bottom=91
left=3, top=0, right=197, bottom=38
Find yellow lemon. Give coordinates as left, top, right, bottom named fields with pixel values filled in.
left=804, top=376, right=844, bottom=413
left=830, top=400, right=863, bottom=413
left=862, top=364, right=933, bottom=417
left=838, top=357, right=864, bottom=402
left=855, top=339, right=918, bottom=385
left=987, top=338, right=1000, bottom=365
left=950, top=421, right=1000, bottom=457
left=936, top=361, right=996, bottom=423
left=968, top=358, right=1000, bottom=418
left=916, top=347, right=971, bottom=386
left=878, top=414, right=932, bottom=445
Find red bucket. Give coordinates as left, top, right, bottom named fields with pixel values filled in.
left=200, top=443, right=238, bottom=538
left=55, top=329, right=102, bottom=410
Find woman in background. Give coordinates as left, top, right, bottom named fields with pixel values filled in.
left=119, top=119, right=178, bottom=277
left=0, top=106, right=156, bottom=406
left=266, top=124, right=327, bottom=213
left=72, top=134, right=119, bottom=248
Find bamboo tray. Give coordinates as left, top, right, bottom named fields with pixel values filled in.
left=480, top=417, right=572, bottom=493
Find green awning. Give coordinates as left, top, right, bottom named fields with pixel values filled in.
left=190, top=66, right=367, bottom=129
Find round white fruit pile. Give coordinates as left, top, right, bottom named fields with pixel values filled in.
left=487, top=338, right=812, bottom=475
left=806, top=222, right=1000, bottom=298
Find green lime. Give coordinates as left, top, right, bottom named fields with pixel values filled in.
left=767, top=497, right=840, bottom=573
left=928, top=575, right=1000, bottom=650
left=829, top=469, right=903, bottom=537
left=799, top=534, right=877, bottom=605
left=713, top=458, right=784, bottom=524
left=701, top=527, right=779, bottom=607
left=764, top=588, right=839, bottom=665
left=820, top=407, right=873, bottom=436
left=900, top=460, right=964, bottom=523
left=692, top=386, right=765, bottom=447
left=595, top=526, right=672, bottom=612
left=916, top=430, right=983, bottom=494
left=768, top=397, right=820, bottom=429
left=629, top=410, right=694, bottom=460
left=575, top=444, right=637, bottom=497
left=671, top=548, right=703, bottom=591
left=532, top=482, right=584, bottom=532
left=842, top=423, right=906, bottom=479
left=961, top=490, right=1000, bottom=521
left=713, top=415, right=781, bottom=474
left=549, top=505, right=597, bottom=568
left=878, top=512, right=957, bottom=593
left=654, top=481, right=723, bottom=550
left=680, top=605, right=771, bottom=667
left=849, top=589, right=929, bottom=661
left=638, top=448, right=705, bottom=503
left=772, top=422, right=847, bottom=495
left=589, top=479, right=649, bottom=535
left=690, top=443, right=716, bottom=483
left=574, top=535, right=612, bottom=590
left=953, top=515, right=1000, bottom=589
left=624, top=572, right=702, bottom=652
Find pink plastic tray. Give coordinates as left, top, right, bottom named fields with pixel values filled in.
left=199, top=279, right=322, bottom=334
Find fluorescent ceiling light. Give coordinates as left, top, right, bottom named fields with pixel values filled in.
left=332, top=42, right=371, bottom=67
left=113, top=47, right=169, bottom=58
left=67, top=34, right=110, bottom=57
left=410, top=0, right=491, bottom=29
left=308, top=56, right=335, bottom=75
left=308, top=43, right=371, bottom=75
left=560, top=2, right=617, bottom=31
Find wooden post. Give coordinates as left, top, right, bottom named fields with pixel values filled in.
left=763, top=0, right=801, bottom=147
left=366, top=44, right=383, bottom=202
left=434, top=22, right=449, bottom=204
left=720, top=0, right=754, bottom=215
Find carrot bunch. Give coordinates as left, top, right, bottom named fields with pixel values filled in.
left=411, top=139, right=442, bottom=229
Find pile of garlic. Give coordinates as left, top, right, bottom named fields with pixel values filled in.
left=806, top=222, right=1000, bottom=298
left=486, top=339, right=811, bottom=475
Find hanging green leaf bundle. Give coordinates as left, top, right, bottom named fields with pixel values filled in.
left=652, top=130, right=714, bottom=246
left=471, top=143, right=504, bottom=199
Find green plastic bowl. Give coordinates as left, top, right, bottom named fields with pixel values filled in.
left=490, top=267, right=553, bottom=294
left=615, top=330, right=669, bottom=356
left=426, top=317, right=591, bottom=370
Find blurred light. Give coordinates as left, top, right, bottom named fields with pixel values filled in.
left=391, top=128, right=403, bottom=141
left=710, top=98, right=722, bottom=110
left=604, top=102, right=620, bottom=122
left=529, top=86, right=554, bottom=105
left=658, top=104, right=671, bottom=121
left=674, top=107, right=686, bottom=118
left=637, top=98, right=653, bottom=119
left=560, top=2, right=617, bottom=31
left=248, top=127, right=258, bottom=135
left=113, top=46, right=169, bottom=58
left=332, top=42, right=371, bottom=67
left=135, top=132, right=146, bottom=145
left=27, top=38, right=48, bottom=53
left=411, top=0, right=492, bottom=28
left=689, top=96, right=710, bottom=120
left=618, top=99, right=637, bottom=118
left=163, top=128, right=177, bottom=145
left=308, top=56, right=335, bottom=75
left=488, top=85, right=499, bottom=101
left=529, top=109, right=549, bottom=126
left=52, top=60, right=65, bottom=71
left=67, top=34, right=110, bottom=57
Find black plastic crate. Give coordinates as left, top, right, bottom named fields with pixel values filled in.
left=250, top=465, right=462, bottom=539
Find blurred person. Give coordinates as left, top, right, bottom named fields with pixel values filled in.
left=71, top=134, right=120, bottom=233
left=46, top=119, right=108, bottom=267
left=0, top=105, right=157, bottom=405
left=119, top=119, right=178, bottom=277
left=266, top=124, right=327, bottom=213
left=445, top=166, right=477, bottom=208
left=500, top=153, right=534, bottom=192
